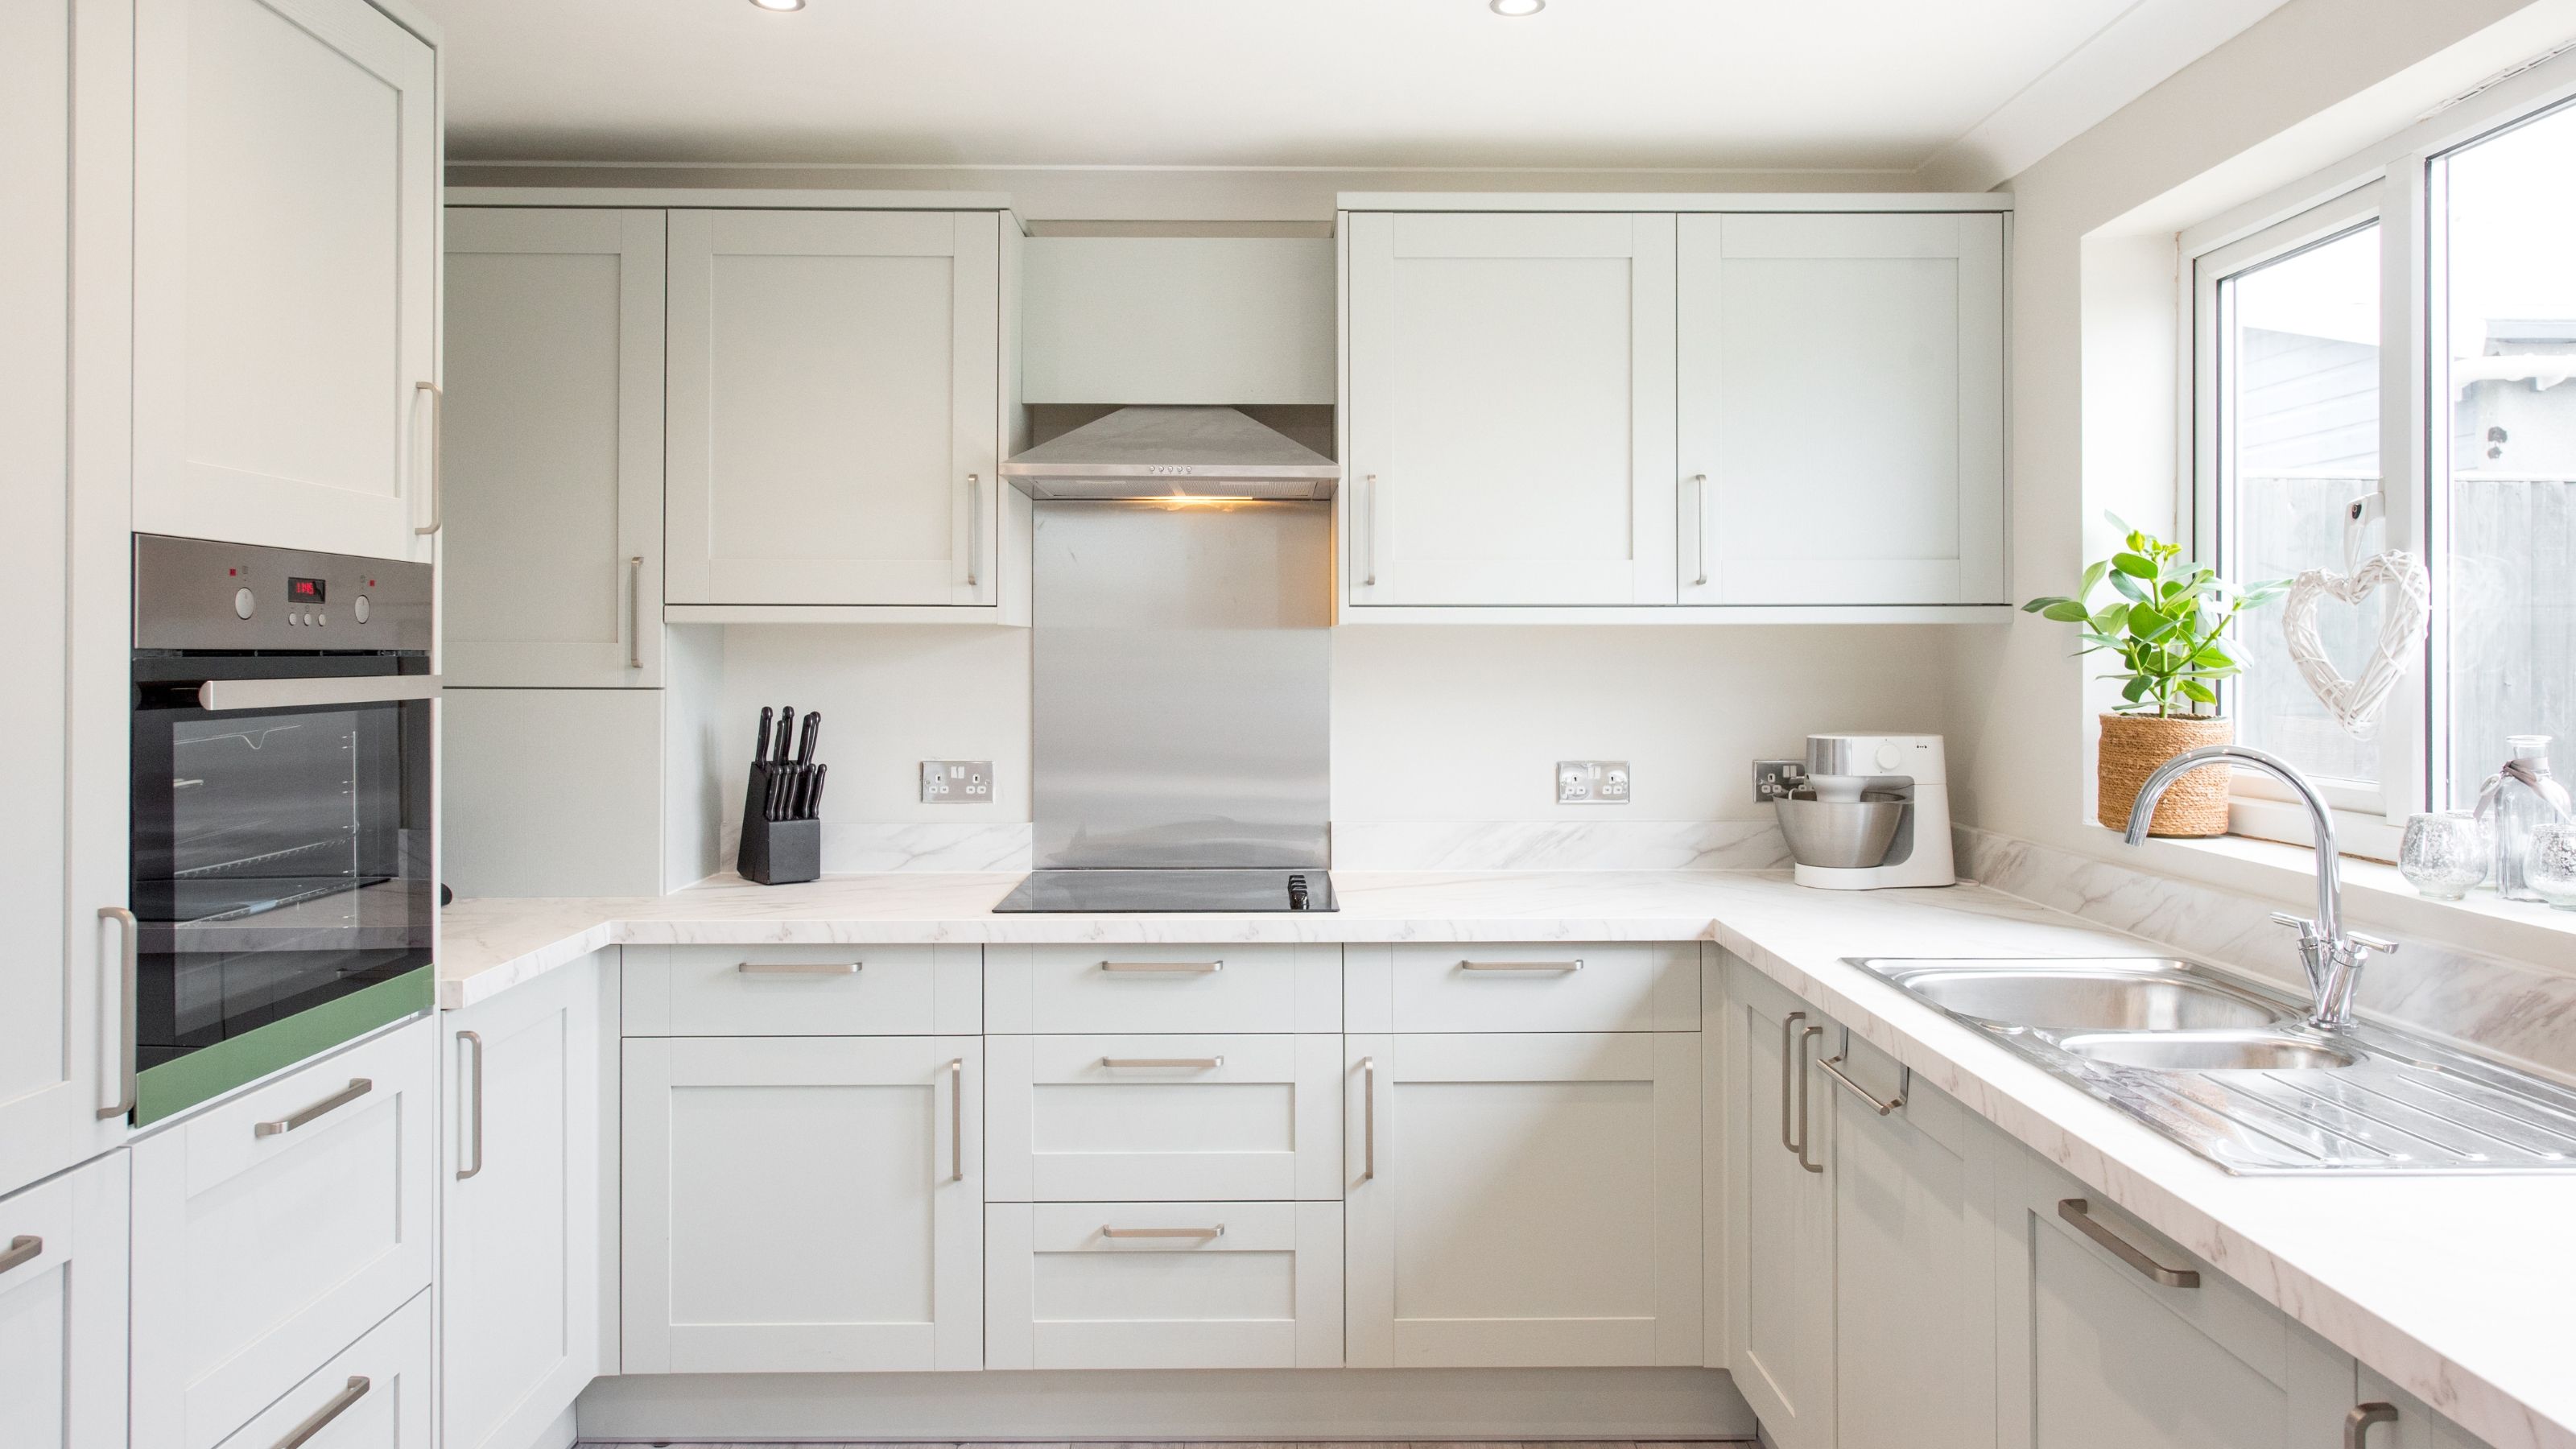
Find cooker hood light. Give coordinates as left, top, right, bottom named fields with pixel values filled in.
left=999, top=406, right=1341, bottom=502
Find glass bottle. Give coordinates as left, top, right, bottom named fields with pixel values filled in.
left=2481, top=734, right=2574, bottom=902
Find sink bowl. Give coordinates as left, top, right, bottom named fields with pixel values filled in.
left=1860, top=960, right=2289, bottom=1032
left=2057, top=1030, right=2362, bottom=1072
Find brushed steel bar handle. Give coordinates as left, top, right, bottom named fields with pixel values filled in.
left=255, top=1079, right=373, bottom=1139
left=965, top=473, right=980, bottom=588
left=948, top=1058, right=964, bottom=1183
left=199, top=675, right=444, bottom=712
left=1796, top=1025, right=1825, bottom=1174
left=1359, top=1055, right=1376, bottom=1183
left=1100, top=960, right=1222, bottom=973
left=1101, top=1224, right=1225, bottom=1240
left=626, top=555, right=644, bottom=669
left=456, top=1031, right=485, bottom=1180
left=1820, top=1045, right=1905, bottom=1116
left=1459, top=959, right=1584, bottom=972
left=1690, top=472, right=1710, bottom=586
left=0, top=1236, right=39, bottom=1276
left=414, top=380, right=442, bottom=535
left=1101, top=1056, right=1224, bottom=1070
left=2345, top=1403, right=2399, bottom=1448
left=97, top=906, right=136, bottom=1120
left=274, top=1376, right=370, bottom=1449
left=1779, top=1010, right=1806, bottom=1158
left=1362, top=472, right=1377, bottom=587
left=737, top=961, right=861, bottom=975
left=2058, top=1199, right=2200, bottom=1288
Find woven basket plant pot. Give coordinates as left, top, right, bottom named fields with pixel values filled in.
left=2097, top=712, right=2234, bottom=836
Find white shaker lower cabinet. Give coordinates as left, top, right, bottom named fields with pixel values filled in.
left=985, top=1201, right=1344, bottom=1369
left=1342, top=210, right=1678, bottom=606
left=1344, top=1031, right=1702, bottom=1367
left=985, top=1034, right=1344, bottom=1201
left=0, top=1150, right=128, bottom=1449
left=1724, top=962, right=1838, bottom=1448
left=1676, top=212, right=2005, bottom=606
left=2358, top=1367, right=2491, bottom=1449
left=132, top=1018, right=436, bottom=1449
left=664, top=208, right=1002, bottom=608
left=212, top=1290, right=431, bottom=1449
left=622, top=1035, right=984, bottom=1373
left=1997, top=1149, right=2351, bottom=1449
left=441, top=957, right=605, bottom=1449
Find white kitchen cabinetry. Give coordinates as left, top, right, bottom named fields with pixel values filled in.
left=1345, top=941, right=1699, bottom=1033
left=985, top=943, right=1343, bottom=1035
left=622, top=1034, right=984, bottom=1373
left=1723, top=960, right=1838, bottom=1447
left=444, top=208, right=666, bottom=687
left=1344, top=1031, right=1702, bottom=1368
left=985, top=1034, right=1344, bottom=1202
left=985, top=1201, right=1344, bottom=1369
left=132, top=0, right=440, bottom=563
left=2358, top=1367, right=2493, bottom=1449
left=623, top=943, right=981, bottom=1038
left=665, top=208, right=1003, bottom=609
left=132, top=1018, right=436, bottom=1449
left=0, top=1150, right=128, bottom=1449
left=1344, top=210, right=1677, bottom=606
left=212, top=1290, right=431, bottom=1449
left=1678, top=212, right=2005, bottom=605
left=441, top=956, right=606, bottom=1449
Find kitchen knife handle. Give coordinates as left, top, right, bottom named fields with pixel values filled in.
left=627, top=556, right=644, bottom=669
left=807, top=763, right=828, bottom=816
left=965, top=473, right=980, bottom=589
left=796, top=711, right=819, bottom=766
left=755, top=707, right=773, bottom=766
left=775, top=705, right=795, bottom=765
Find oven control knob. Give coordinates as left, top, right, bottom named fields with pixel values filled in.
left=233, top=587, right=255, bottom=619
left=352, top=595, right=369, bottom=624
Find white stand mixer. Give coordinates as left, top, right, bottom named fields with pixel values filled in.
left=1777, top=733, right=1957, bottom=890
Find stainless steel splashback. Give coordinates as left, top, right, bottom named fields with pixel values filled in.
left=1032, top=500, right=1331, bottom=869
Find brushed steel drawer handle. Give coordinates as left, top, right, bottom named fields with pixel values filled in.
left=1780, top=1010, right=1806, bottom=1158
left=1795, top=1025, right=1826, bottom=1174
left=626, top=555, right=645, bottom=670
left=1459, top=959, right=1583, bottom=972
left=2058, top=1199, right=2200, bottom=1288
left=2346, top=1403, right=2398, bottom=1448
left=1359, top=1054, right=1377, bottom=1182
left=456, top=1031, right=485, bottom=1180
left=0, top=1235, right=39, bottom=1276
left=737, top=961, right=861, bottom=975
left=1100, top=960, right=1222, bottom=973
left=1820, top=1032, right=1908, bottom=1117
left=1101, top=1056, right=1224, bottom=1070
left=414, top=378, right=443, bottom=536
left=1101, top=1224, right=1224, bottom=1241
left=255, top=1079, right=372, bottom=1139
left=948, top=1058, right=965, bottom=1184
left=98, top=906, right=137, bottom=1121
left=274, top=1376, right=369, bottom=1449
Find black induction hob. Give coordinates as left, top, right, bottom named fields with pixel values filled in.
left=993, top=868, right=1336, bottom=913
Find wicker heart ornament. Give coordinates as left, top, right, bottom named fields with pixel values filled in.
left=2281, top=551, right=2430, bottom=738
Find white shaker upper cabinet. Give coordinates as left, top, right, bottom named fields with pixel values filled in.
left=1345, top=211, right=1678, bottom=606
left=132, top=0, right=439, bottom=564
left=1678, top=212, right=2004, bottom=605
left=444, top=208, right=665, bottom=687
left=665, top=208, right=1001, bottom=608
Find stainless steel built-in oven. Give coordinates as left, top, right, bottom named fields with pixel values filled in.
left=122, top=535, right=437, bottom=1125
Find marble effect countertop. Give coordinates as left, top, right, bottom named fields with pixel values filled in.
left=438, top=869, right=2576, bottom=1449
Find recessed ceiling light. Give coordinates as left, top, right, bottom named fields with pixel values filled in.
left=1490, top=0, right=1545, bottom=14
left=749, top=0, right=804, bottom=10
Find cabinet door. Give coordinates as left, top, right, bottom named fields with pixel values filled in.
left=2356, top=1367, right=2491, bottom=1449
left=1829, top=1034, right=2001, bottom=1449
left=666, top=208, right=1001, bottom=607
left=0, top=1150, right=128, bottom=1449
left=1678, top=212, right=2004, bottom=605
left=210, top=1290, right=431, bottom=1449
left=985, top=1034, right=1344, bottom=1202
left=441, top=958, right=603, bottom=1449
left=1344, top=1032, right=1700, bottom=1367
left=444, top=208, right=666, bottom=687
left=1998, top=1150, right=2349, bottom=1449
left=1346, top=211, right=1677, bottom=606
left=985, top=1201, right=1344, bottom=1369
left=133, top=0, right=439, bottom=563
left=1723, top=960, right=1836, bottom=1449
left=623, top=1035, right=983, bottom=1373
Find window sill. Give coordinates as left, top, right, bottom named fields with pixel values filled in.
left=2104, top=827, right=2576, bottom=970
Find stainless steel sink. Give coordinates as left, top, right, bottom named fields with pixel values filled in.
left=1853, top=956, right=2576, bottom=1174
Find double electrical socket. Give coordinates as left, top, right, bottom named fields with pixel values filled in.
left=1556, top=760, right=1632, bottom=805
left=919, top=760, right=993, bottom=804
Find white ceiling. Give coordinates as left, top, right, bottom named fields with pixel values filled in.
left=414, top=0, right=2291, bottom=184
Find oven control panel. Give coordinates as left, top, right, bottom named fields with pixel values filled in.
left=134, top=534, right=431, bottom=652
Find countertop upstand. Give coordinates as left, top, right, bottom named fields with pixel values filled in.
left=440, top=869, right=2576, bottom=1449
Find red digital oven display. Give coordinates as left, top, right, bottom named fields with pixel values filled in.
left=287, top=576, right=326, bottom=604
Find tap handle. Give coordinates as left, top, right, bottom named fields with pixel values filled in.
left=2346, top=930, right=2399, bottom=956
left=2268, top=911, right=2318, bottom=938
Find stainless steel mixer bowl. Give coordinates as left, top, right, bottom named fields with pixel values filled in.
left=1775, top=796, right=1905, bottom=869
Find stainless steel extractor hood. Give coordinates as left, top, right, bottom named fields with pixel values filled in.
left=999, top=406, right=1340, bottom=500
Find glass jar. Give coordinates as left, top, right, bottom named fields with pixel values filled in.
left=2526, top=823, right=2576, bottom=910
left=2398, top=811, right=2487, bottom=900
left=2479, top=734, right=2574, bottom=902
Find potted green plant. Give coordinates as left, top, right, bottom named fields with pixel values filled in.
left=2023, top=516, right=2288, bottom=836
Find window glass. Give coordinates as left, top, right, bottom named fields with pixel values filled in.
left=2220, top=224, right=2382, bottom=786
left=2442, top=103, right=2576, bottom=806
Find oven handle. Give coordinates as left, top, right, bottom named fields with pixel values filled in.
left=196, top=675, right=443, bottom=712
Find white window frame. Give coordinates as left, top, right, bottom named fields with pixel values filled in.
left=2179, top=43, right=2576, bottom=861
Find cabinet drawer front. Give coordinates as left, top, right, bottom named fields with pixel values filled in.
left=622, top=943, right=979, bottom=1035
left=133, top=1019, right=436, bottom=1449
left=211, top=1290, right=431, bottom=1449
left=985, top=943, right=1340, bottom=1034
left=1350, top=942, right=1696, bottom=1032
left=987, top=1034, right=1344, bottom=1201
left=985, top=1201, right=1344, bottom=1369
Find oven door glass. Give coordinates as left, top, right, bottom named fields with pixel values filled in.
left=130, top=656, right=433, bottom=1110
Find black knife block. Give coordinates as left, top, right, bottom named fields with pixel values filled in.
left=737, top=763, right=820, bottom=886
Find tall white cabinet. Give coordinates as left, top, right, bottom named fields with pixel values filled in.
left=0, top=1152, right=130, bottom=1449
left=131, top=0, right=442, bottom=564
